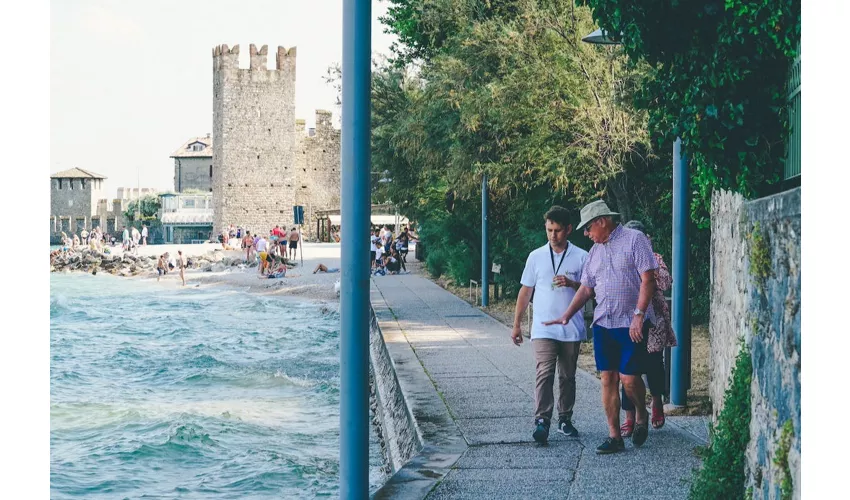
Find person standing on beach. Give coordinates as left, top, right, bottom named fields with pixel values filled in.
left=255, top=235, right=269, bottom=275
left=243, top=231, right=254, bottom=263
left=543, top=200, right=658, bottom=454
left=141, top=225, right=148, bottom=246
left=511, top=206, right=588, bottom=445
left=288, top=227, right=300, bottom=261
left=156, top=254, right=167, bottom=282
left=122, top=226, right=130, bottom=252
left=177, top=250, right=186, bottom=286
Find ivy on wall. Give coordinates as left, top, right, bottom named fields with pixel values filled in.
left=690, top=342, right=752, bottom=499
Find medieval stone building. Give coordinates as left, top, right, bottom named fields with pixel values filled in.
left=49, top=168, right=129, bottom=244
left=211, top=43, right=340, bottom=240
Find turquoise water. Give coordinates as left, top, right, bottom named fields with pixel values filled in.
left=50, top=273, right=384, bottom=498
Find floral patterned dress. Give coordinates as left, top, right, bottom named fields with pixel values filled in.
left=648, top=253, right=677, bottom=353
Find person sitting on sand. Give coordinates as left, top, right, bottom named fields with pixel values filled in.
left=266, top=262, right=288, bottom=279
left=313, top=263, right=340, bottom=274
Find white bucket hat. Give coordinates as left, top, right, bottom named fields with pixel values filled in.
left=576, top=200, right=620, bottom=230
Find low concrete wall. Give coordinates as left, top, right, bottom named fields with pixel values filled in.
left=710, top=187, right=801, bottom=499
left=369, top=307, right=421, bottom=475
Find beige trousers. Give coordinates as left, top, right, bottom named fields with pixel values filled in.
left=533, top=338, right=581, bottom=423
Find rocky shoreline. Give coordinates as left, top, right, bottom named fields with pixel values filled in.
left=50, top=247, right=254, bottom=276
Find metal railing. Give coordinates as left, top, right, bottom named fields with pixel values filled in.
left=469, top=280, right=479, bottom=306
left=784, top=45, right=801, bottom=181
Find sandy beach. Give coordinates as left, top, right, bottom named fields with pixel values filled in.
left=132, top=242, right=344, bottom=303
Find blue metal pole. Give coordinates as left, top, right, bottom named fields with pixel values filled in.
left=481, top=172, right=489, bottom=307
left=340, top=0, right=370, bottom=497
left=670, top=137, right=691, bottom=407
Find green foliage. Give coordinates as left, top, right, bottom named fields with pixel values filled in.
left=373, top=1, right=669, bottom=297
left=581, top=0, right=801, bottom=227
left=774, top=419, right=795, bottom=500
left=123, top=194, right=162, bottom=222
left=748, top=222, right=772, bottom=290
left=690, top=343, right=752, bottom=500
left=381, top=0, right=524, bottom=65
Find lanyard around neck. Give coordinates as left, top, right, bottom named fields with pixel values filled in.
left=549, top=243, right=567, bottom=276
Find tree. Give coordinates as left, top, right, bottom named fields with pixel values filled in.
left=123, top=194, right=161, bottom=223
left=371, top=0, right=659, bottom=297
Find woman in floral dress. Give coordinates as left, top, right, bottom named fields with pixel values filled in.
left=620, top=220, right=678, bottom=436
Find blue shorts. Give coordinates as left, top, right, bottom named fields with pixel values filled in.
left=592, top=323, right=650, bottom=375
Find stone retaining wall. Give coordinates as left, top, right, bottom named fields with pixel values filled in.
left=710, top=187, right=800, bottom=499
left=369, top=307, right=421, bottom=476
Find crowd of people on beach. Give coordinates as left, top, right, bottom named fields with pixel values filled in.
left=510, top=200, right=677, bottom=455
left=214, top=224, right=301, bottom=279
left=54, top=224, right=143, bottom=257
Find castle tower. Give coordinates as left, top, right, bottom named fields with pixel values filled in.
left=212, top=43, right=297, bottom=235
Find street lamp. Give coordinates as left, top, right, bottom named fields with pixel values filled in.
left=581, top=28, right=621, bottom=45
left=581, top=29, right=691, bottom=409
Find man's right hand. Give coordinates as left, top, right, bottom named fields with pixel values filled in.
left=511, top=325, right=524, bottom=346
left=542, top=312, right=570, bottom=326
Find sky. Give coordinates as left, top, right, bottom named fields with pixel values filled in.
left=50, top=0, right=398, bottom=195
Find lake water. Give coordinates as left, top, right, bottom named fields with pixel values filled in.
left=50, top=273, right=385, bottom=498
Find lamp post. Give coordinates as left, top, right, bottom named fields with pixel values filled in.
left=581, top=28, right=691, bottom=408
left=481, top=172, right=489, bottom=307
left=340, top=0, right=371, bottom=497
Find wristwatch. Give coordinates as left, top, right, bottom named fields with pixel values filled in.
left=633, top=308, right=645, bottom=317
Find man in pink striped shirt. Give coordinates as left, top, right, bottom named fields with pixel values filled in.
left=545, top=200, right=658, bottom=454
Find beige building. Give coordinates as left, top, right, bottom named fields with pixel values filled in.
left=170, top=134, right=213, bottom=192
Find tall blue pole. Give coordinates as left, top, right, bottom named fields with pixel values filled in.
left=670, top=137, right=691, bottom=407
left=481, top=173, right=489, bottom=307
left=340, top=0, right=370, bottom=497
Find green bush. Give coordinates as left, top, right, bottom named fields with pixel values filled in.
left=690, top=343, right=752, bottom=500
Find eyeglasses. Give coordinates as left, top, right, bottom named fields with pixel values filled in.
left=583, top=217, right=601, bottom=234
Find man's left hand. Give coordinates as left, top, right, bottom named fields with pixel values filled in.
left=629, top=315, right=644, bottom=343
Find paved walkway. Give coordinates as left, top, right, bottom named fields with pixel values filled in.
left=371, top=273, right=703, bottom=500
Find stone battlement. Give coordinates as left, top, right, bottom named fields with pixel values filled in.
left=212, top=44, right=296, bottom=71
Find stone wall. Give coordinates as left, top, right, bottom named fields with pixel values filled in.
left=50, top=178, right=107, bottom=243
left=175, top=157, right=213, bottom=193
left=294, top=110, right=341, bottom=241
left=212, top=44, right=297, bottom=236
left=710, top=187, right=801, bottom=500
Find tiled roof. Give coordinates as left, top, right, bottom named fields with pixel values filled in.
left=170, top=136, right=213, bottom=158
left=50, top=167, right=107, bottom=179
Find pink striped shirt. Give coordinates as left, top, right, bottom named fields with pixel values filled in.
left=580, top=225, right=659, bottom=328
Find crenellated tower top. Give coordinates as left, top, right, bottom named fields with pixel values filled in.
left=212, top=43, right=296, bottom=71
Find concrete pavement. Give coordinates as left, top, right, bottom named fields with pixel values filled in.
left=370, top=273, right=703, bottom=499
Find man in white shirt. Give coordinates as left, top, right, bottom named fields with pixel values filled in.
left=141, top=225, right=148, bottom=245
left=511, top=206, right=588, bottom=444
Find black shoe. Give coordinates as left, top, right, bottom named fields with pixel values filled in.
left=596, top=437, right=625, bottom=454
left=632, top=422, right=649, bottom=447
left=557, top=418, right=579, bottom=437
left=532, top=418, right=549, bottom=444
